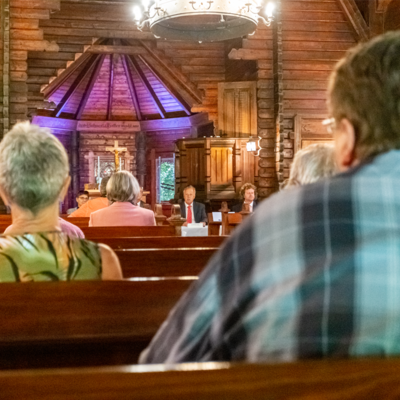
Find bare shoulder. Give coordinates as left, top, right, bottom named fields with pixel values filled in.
left=98, top=243, right=123, bottom=280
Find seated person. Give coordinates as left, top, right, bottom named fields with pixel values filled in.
left=179, top=185, right=207, bottom=227
left=67, top=190, right=89, bottom=215
left=89, top=171, right=155, bottom=227
left=139, top=32, right=400, bottom=363
left=0, top=122, right=122, bottom=282
left=68, top=177, right=110, bottom=218
left=232, top=183, right=258, bottom=213
left=136, top=187, right=151, bottom=210
left=285, top=143, right=337, bottom=188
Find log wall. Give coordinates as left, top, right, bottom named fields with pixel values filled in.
left=385, top=0, right=400, bottom=30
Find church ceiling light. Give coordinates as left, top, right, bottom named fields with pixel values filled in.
left=132, top=0, right=275, bottom=42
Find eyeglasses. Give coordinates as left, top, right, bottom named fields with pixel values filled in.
left=322, top=118, right=336, bottom=135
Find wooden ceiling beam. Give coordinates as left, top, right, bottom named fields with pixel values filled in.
left=122, top=55, right=142, bottom=121
left=137, top=55, right=191, bottom=116
left=127, top=55, right=166, bottom=119
left=337, top=0, right=370, bottom=41
left=75, top=54, right=105, bottom=120
left=85, top=45, right=148, bottom=56
left=52, top=53, right=99, bottom=118
left=139, top=40, right=202, bottom=105
left=43, top=52, right=91, bottom=98
left=106, top=54, right=114, bottom=121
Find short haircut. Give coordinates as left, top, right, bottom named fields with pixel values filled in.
left=106, top=171, right=140, bottom=204
left=239, top=183, right=257, bottom=199
left=0, top=121, right=69, bottom=214
left=76, top=190, right=89, bottom=198
left=329, top=31, right=400, bottom=160
left=287, top=143, right=337, bottom=187
left=183, top=185, right=196, bottom=194
left=100, top=176, right=111, bottom=197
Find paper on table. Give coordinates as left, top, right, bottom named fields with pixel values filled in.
left=188, top=223, right=203, bottom=228
left=182, top=226, right=208, bottom=237
left=212, top=212, right=222, bottom=222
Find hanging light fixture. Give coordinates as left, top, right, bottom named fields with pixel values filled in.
left=246, top=135, right=260, bottom=155
left=133, top=0, right=275, bottom=42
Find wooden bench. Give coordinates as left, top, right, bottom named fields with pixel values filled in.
left=115, top=248, right=216, bottom=278
left=92, top=235, right=226, bottom=249
left=82, top=226, right=176, bottom=239
left=0, top=280, right=192, bottom=370
left=1, top=358, right=399, bottom=399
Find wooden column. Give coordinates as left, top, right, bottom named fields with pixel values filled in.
left=257, top=0, right=281, bottom=199
left=2, top=0, right=10, bottom=136
left=273, top=0, right=284, bottom=189
left=135, top=131, right=146, bottom=188
left=70, top=131, right=80, bottom=201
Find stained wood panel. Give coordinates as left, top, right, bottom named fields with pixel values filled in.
left=218, top=82, right=257, bottom=138
left=211, top=147, right=233, bottom=188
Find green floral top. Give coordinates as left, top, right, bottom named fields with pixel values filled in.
left=0, top=232, right=102, bottom=282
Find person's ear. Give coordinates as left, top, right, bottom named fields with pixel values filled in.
left=334, top=118, right=358, bottom=171
left=59, top=176, right=71, bottom=201
left=0, top=185, right=10, bottom=207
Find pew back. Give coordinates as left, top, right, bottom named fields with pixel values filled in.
left=92, top=235, right=226, bottom=249
left=115, top=248, right=216, bottom=278
left=82, top=226, right=175, bottom=238
left=0, top=280, right=192, bottom=369
left=1, top=359, right=400, bottom=399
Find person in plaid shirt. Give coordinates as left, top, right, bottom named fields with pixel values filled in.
left=140, top=32, right=400, bottom=363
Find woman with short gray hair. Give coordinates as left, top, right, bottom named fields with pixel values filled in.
left=286, top=143, right=338, bottom=188
left=89, top=171, right=155, bottom=226
left=0, top=121, right=122, bottom=282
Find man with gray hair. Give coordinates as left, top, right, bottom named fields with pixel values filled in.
left=141, top=32, right=400, bottom=363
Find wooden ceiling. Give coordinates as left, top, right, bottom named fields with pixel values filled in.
left=44, top=39, right=193, bottom=121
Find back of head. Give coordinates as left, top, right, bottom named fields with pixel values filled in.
left=287, top=143, right=337, bottom=187
left=0, top=122, right=69, bottom=214
left=106, top=171, right=139, bottom=204
left=329, top=31, right=400, bottom=160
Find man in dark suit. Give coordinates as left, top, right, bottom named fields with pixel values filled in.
left=179, top=185, right=207, bottom=226
left=232, top=183, right=258, bottom=213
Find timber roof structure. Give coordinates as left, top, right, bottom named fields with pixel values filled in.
left=44, top=39, right=197, bottom=121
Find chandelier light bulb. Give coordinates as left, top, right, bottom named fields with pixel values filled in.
left=265, top=2, right=274, bottom=17
left=142, top=0, right=151, bottom=10
left=133, top=5, right=142, bottom=21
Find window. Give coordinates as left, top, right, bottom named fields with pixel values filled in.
left=156, top=157, right=175, bottom=203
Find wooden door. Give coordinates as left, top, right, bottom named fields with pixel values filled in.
left=218, top=82, right=257, bottom=138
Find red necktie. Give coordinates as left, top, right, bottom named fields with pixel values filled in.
left=187, top=205, right=193, bottom=223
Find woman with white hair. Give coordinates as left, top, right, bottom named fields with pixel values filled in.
left=0, top=122, right=122, bottom=282
left=89, top=171, right=155, bottom=227
left=285, top=143, right=338, bottom=188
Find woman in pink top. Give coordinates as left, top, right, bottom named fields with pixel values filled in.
left=89, top=171, right=156, bottom=227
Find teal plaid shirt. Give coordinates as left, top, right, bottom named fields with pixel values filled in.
left=141, top=150, right=400, bottom=363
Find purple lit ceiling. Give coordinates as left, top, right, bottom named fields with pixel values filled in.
left=44, top=40, right=193, bottom=121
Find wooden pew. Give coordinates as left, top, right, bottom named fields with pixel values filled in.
left=0, top=280, right=193, bottom=370
left=115, top=248, right=216, bottom=278
left=82, top=226, right=176, bottom=239
left=1, top=358, right=400, bottom=399
left=222, top=212, right=242, bottom=235
left=91, top=235, right=227, bottom=249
